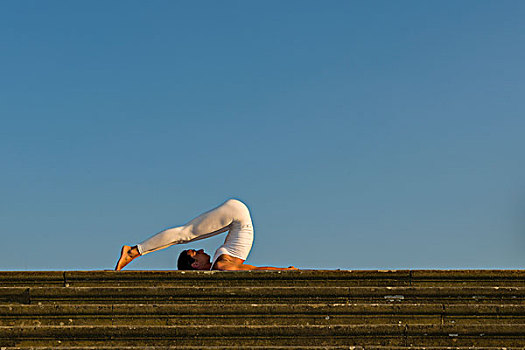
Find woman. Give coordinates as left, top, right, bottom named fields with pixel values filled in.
left=115, top=199, right=297, bottom=271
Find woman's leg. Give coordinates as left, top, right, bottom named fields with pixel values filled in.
left=115, top=199, right=249, bottom=270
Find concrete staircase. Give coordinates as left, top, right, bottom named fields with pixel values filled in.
left=0, top=270, right=524, bottom=349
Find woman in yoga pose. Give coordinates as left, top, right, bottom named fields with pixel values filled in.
left=115, top=199, right=297, bottom=271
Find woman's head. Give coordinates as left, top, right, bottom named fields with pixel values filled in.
left=177, top=249, right=211, bottom=270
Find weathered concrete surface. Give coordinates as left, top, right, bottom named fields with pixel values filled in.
left=6, top=286, right=525, bottom=305
left=3, top=303, right=525, bottom=327
left=1, top=270, right=525, bottom=347
left=1, top=348, right=525, bottom=350
left=4, top=269, right=525, bottom=287
left=0, top=272, right=65, bottom=286
left=0, top=347, right=403, bottom=350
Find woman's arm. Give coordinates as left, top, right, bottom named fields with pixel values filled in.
left=227, top=263, right=297, bottom=271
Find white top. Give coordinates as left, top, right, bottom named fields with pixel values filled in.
left=211, top=222, right=254, bottom=269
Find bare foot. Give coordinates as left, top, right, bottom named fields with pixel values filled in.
left=115, top=245, right=140, bottom=271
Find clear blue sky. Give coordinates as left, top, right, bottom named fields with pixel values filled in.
left=1, top=1, right=524, bottom=271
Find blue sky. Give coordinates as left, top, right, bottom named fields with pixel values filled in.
left=1, top=1, right=524, bottom=270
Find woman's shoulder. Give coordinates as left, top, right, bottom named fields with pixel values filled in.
left=211, top=254, right=244, bottom=270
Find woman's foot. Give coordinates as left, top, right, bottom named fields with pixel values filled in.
left=115, top=245, right=140, bottom=271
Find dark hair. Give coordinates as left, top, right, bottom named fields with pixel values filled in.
left=177, top=250, right=197, bottom=270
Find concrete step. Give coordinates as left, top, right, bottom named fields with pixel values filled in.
left=1, top=347, right=524, bottom=350
left=2, top=270, right=525, bottom=287
left=0, top=347, right=365, bottom=350
left=2, top=270, right=524, bottom=347
left=1, top=303, right=525, bottom=326
left=1, top=324, right=525, bottom=347
left=2, top=286, right=525, bottom=304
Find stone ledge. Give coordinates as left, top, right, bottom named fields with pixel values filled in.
left=1, top=303, right=525, bottom=316
left=1, top=270, right=524, bottom=348
left=3, top=270, right=525, bottom=288
left=1, top=347, right=524, bottom=350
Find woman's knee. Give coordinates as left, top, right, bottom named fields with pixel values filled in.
left=225, top=198, right=250, bottom=214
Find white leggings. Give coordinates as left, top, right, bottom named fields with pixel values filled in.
left=136, top=199, right=254, bottom=261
